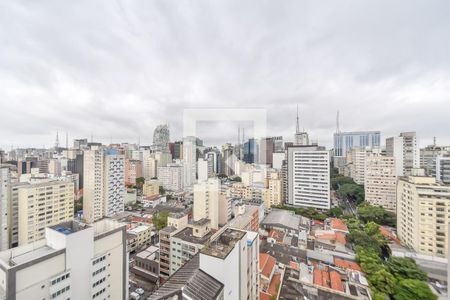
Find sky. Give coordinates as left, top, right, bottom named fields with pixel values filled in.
left=1, top=0, right=450, bottom=149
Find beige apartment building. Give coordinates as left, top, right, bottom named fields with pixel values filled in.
left=18, top=180, right=74, bottom=246
left=262, top=172, right=282, bottom=208
left=365, top=155, right=397, bottom=211
left=83, top=148, right=104, bottom=223
left=143, top=181, right=160, bottom=197
left=397, top=175, right=450, bottom=258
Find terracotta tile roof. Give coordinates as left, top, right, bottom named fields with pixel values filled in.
left=260, top=253, right=276, bottom=279
left=268, top=273, right=282, bottom=296
left=260, top=292, right=271, bottom=300
left=380, top=226, right=400, bottom=244
left=335, top=232, right=347, bottom=245
left=314, top=269, right=322, bottom=286
left=330, top=271, right=344, bottom=292
left=269, top=229, right=285, bottom=243
left=290, top=261, right=300, bottom=270
left=334, top=258, right=361, bottom=271
left=322, top=270, right=330, bottom=288
left=330, top=218, right=349, bottom=232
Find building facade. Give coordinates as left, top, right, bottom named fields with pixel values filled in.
left=287, top=146, right=330, bottom=210
left=0, top=219, right=128, bottom=300
left=364, top=155, right=397, bottom=211
left=397, top=176, right=450, bottom=258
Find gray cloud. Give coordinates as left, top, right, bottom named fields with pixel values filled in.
left=1, top=0, right=450, bottom=149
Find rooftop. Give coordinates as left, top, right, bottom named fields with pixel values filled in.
left=173, top=227, right=212, bottom=244
left=148, top=255, right=223, bottom=300
left=201, top=228, right=246, bottom=259
left=262, top=209, right=310, bottom=232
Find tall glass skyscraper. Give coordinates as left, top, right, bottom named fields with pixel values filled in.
left=333, top=131, right=381, bottom=157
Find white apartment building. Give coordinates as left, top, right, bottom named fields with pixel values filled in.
left=287, top=146, right=330, bottom=210
left=397, top=176, right=450, bottom=258
left=346, top=147, right=368, bottom=185
left=158, top=163, right=184, bottom=191
left=83, top=148, right=104, bottom=223
left=183, top=136, right=197, bottom=187
left=386, top=132, right=419, bottom=176
left=0, top=167, right=9, bottom=251
left=364, top=155, right=397, bottom=211
left=0, top=219, right=128, bottom=300
left=103, top=152, right=125, bottom=217
left=18, top=180, right=74, bottom=246
left=200, top=228, right=259, bottom=300
left=197, top=158, right=209, bottom=182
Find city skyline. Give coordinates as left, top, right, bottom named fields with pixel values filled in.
left=1, top=1, right=450, bottom=148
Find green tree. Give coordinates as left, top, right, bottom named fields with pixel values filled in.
left=153, top=211, right=169, bottom=230
left=386, top=257, right=427, bottom=281
left=358, top=203, right=396, bottom=227
left=368, top=269, right=396, bottom=296
left=372, top=292, right=388, bottom=300
left=328, top=207, right=343, bottom=218
left=233, top=176, right=242, bottom=182
left=394, top=279, right=437, bottom=300
left=337, top=183, right=365, bottom=203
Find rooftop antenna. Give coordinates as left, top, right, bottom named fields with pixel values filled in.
left=55, top=130, right=60, bottom=148
left=65, top=131, right=68, bottom=149
left=237, top=125, right=241, bottom=146
left=242, top=128, right=245, bottom=144
left=296, top=104, right=300, bottom=134
left=433, top=136, right=437, bottom=147
left=90, top=132, right=93, bottom=143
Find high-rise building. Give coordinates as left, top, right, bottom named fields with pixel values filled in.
left=142, top=152, right=157, bottom=181
left=197, top=158, right=210, bottom=182
left=103, top=150, right=125, bottom=217
left=333, top=131, right=381, bottom=157
left=158, top=163, right=184, bottom=191
left=436, top=156, right=450, bottom=184
left=243, top=138, right=257, bottom=164
left=172, top=141, right=183, bottom=160
left=221, top=143, right=235, bottom=176
left=183, top=136, right=197, bottom=187
left=386, top=132, right=419, bottom=176
left=262, top=172, right=283, bottom=208
left=259, top=137, right=275, bottom=166
left=364, top=154, right=397, bottom=211
left=18, top=180, right=74, bottom=245
left=83, top=148, right=104, bottom=223
left=0, top=167, right=10, bottom=250
left=397, top=175, right=450, bottom=258
left=0, top=219, right=128, bottom=300
left=287, top=145, right=330, bottom=210
left=346, top=147, right=370, bottom=185
left=420, top=145, right=450, bottom=177
left=73, top=138, right=88, bottom=150
left=193, top=178, right=221, bottom=229
left=200, top=228, right=259, bottom=300
left=124, top=159, right=142, bottom=186
left=153, top=124, right=170, bottom=151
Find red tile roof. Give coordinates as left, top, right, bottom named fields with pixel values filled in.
left=268, top=273, right=281, bottom=296
left=322, top=271, right=330, bottom=288
left=290, top=261, right=300, bottom=270
left=314, top=269, right=322, bottom=286
left=260, top=253, right=276, bottom=279
left=335, top=232, right=347, bottom=245
left=380, top=226, right=400, bottom=244
left=331, top=218, right=349, bottom=232
left=269, top=229, right=285, bottom=243
left=260, top=292, right=271, bottom=300
left=330, top=271, right=344, bottom=292
left=334, top=258, right=361, bottom=271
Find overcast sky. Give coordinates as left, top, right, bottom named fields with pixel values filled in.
left=1, top=1, right=450, bottom=149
